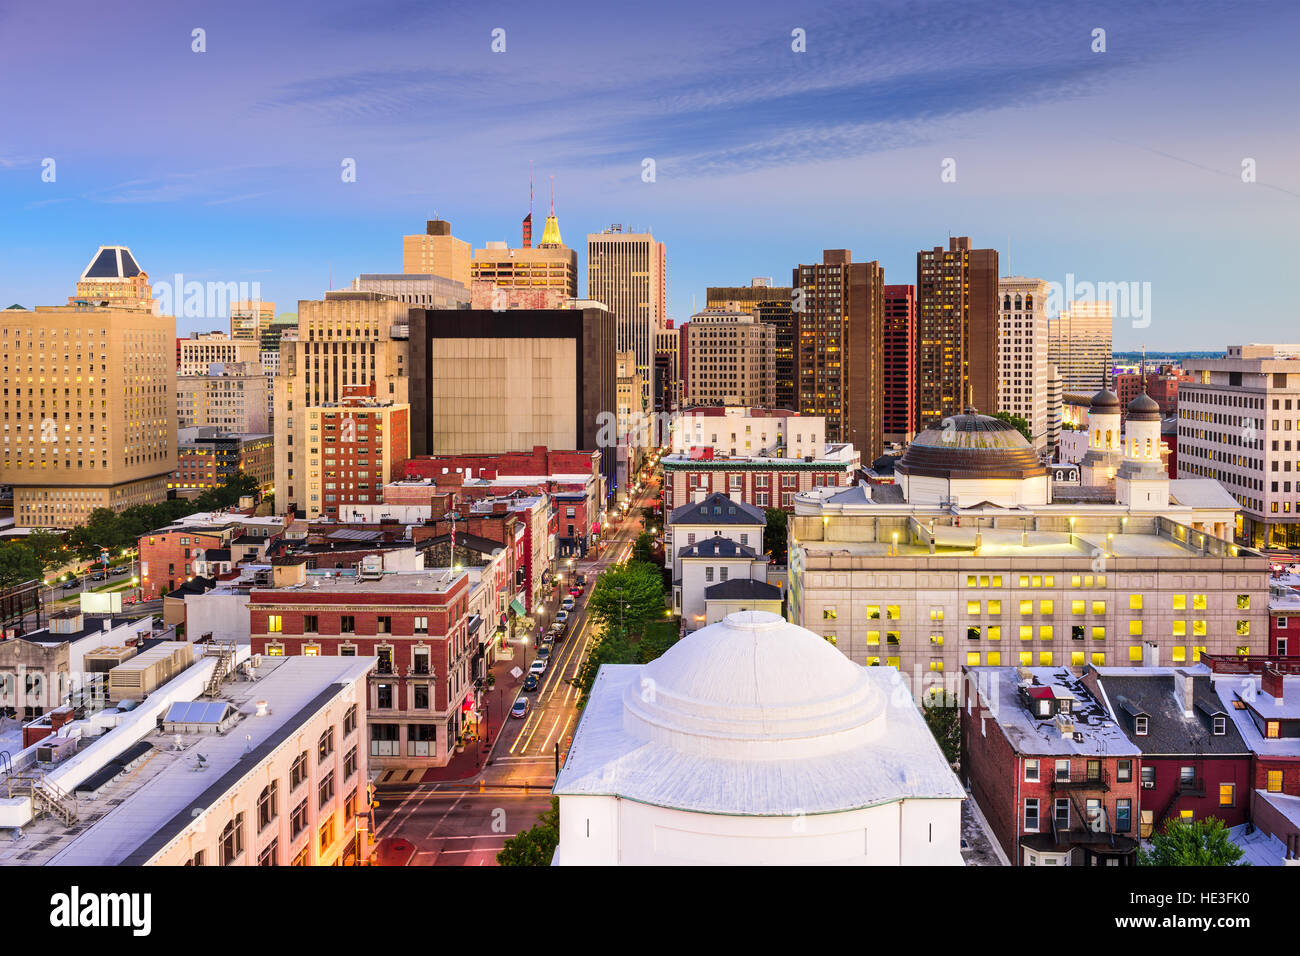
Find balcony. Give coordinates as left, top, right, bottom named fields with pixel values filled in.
left=1051, top=768, right=1110, bottom=792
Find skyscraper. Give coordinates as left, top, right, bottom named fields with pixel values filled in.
left=402, top=219, right=472, bottom=286
left=230, top=299, right=275, bottom=341
left=1048, top=301, right=1114, bottom=394
left=792, top=250, right=885, bottom=460
left=587, top=226, right=666, bottom=410
left=68, top=245, right=153, bottom=310
left=684, top=310, right=776, bottom=408
left=997, top=277, right=1049, bottom=449
left=707, top=279, right=794, bottom=412
left=915, top=237, right=999, bottom=427
left=882, top=285, right=916, bottom=445
left=654, top=324, right=682, bottom=413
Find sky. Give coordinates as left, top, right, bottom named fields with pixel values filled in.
left=1, top=0, right=1297, bottom=349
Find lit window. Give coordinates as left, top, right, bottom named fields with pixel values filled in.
left=1173, top=594, right=1187, bottom=610
left=268, top=615, right=282, bottom=633
left=967, top=601, right=981, bottom=616
left=1219, top=784, right=1235, bottom=807
left=1019, top=600, right=1033, bottom=615
left=1267, top=770, right=1283, bottom=792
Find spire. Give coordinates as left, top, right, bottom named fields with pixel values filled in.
left=538, top=174, right=563, bottom=247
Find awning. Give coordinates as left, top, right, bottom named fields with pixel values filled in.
left=466, top=613, right=482, bottom=636
left=509, top=597, right=527, bottom=617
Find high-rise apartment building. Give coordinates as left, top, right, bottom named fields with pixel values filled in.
left=177, top=361, right=269, bottom=432
left=178, top=333, right=262, bottom=376
left=915, top=237, right=999, bottom=427
left=1180, top=344, right=1300, bottom=550
left=654, top=325, right=681, bottom=413
left=998, top=277, right=1050, bottom=449
left=1049, top=301, right=1114, bottom=394
left=1, top=303, right=176, bottom=528
left=68, top=245, right=152, bottom=309
left=1046, top=363, right=1064, bottom=457
left=298, top=383, right=409, bottom=521
left=882, top=284, right=916, bottom=445
left=274, top=292, right=412, bottom=518
left=684, top=310, right=776, bottom=408
left=791, top=250, right=885, bottom=461
left=402, top=219, right=472, bottom=286
left=229, top=299, right=275, bottom=341
left=587, top=227, right=666, bottom=410
left=707, top=280, right=796, bottom=413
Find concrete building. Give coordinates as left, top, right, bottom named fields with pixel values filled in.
left=230, top=299, right=275, bottom=342
left=661, top=442, right=859, bottom=513
left=654, top=325, right=682, bottom=413
left=177, top=361, right=269, bottom=432
left=707, top=280, right=795, bottom=412
left=68, top=245, right=152, bottom=310
left=615, top=350, right=649, bottom=491
left=788, top=410, right=1266, bottom=684
left=552, top=610, right=965, bottom=865
left=178, top=333, right=262, bottom=376
left=471, top=206, right=578, bottom=306
left=915, top=237, right=1000, bottom=428
left=683, top=309, right=776, bottom=408
left=1, top=302, right=176, bottom=528
left=402, top=218, right=471, bottom=286
left=587, top=226, right=666, bottom=410
left=998, top=277, right=1050, bottom=450
left=883, top=284, right=916, bottom=446
left=1180, top=344, right=1300, bottom=550
left=249, top=563, right=477, bottom=771
left=297, top=383, right=409, bottom=521
left=1047, top=363, right=1064, bottom=458
left=792, top=250, right=885, bottom=459
left=405, top=305, right=617, bottom=496
left=275, top=292, right=412, bottom=520
left=671, top=406, right=825, bottom=460
left=170, top=427, right=274, bottom=497
left=1049, top=301, right=1114, bottom=394
left=350, top=273, right=470, bottom=310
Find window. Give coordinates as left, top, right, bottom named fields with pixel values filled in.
left=1266, top=721, right=1280, bottom=739
left=414, top=684, right=430, bottom=709
left=343, top=705, right=357, bottom=736
left=1219, top=783, right=1235, bottom=807
left=1024, top=798, right=1040, bottom=832
left=1267, top=770, right=1283, bottom=792
left=705, top=567, right=714, bottom=582
left=376, top=684, right=393, bottom=709
left=340, top=615, right=355, bottom=633
left=1129, top=594, right=1143, bottom=610
left=258, top=839, right=279, bottom=866
left=1117, top=759, right=1132, bottom=783
left=867, top=605, right=881, bottom=620
left=1024, top=759, right=1040, bottom=782
left=377, top=615, right=392, bottom=634
left=303, top=614, right=318, bottom=633
left=187, top=850, right=205, bottom=867
left=1116, top=799, right=1131, bottom=833
left=290, top=751, right=309, bottom=789
left=344, top=745, right=358, bottom=780
left=824, top=607, right=837, bottom=620
left=319, top=727, right=335, bottom=762
left=318, top=770, right=335, bottom=809
left=268, top=614, right=282, bottom=633
left=257, top=781, right=278, bottom=831
left=1055, top=759, right=1070, bottom=782
left=291, top=845, right=310, bottom=867
left=1054, top=798, right=1070, bottom=828
left=1236, top=594, right=1250, bottom=610
left=220, top=813, right=245, bottom=866
left=319, top=814, right=336, bottom=854
left=1212, top=715, right=1226, bottom=736
left=414, top=616, right=428, bottom=634
left=1135, top=716, right=1148, bottom=736
left=376, top=646, right=393, bottom=674
left=1141, top=765, right=1156, bottom=787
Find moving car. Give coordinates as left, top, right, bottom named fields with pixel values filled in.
left=529, top=659, right=548, bottom=676
left=511, top=698, right=530, bottom=719
left=522, top=674, right=539, bottom=692
left=62, top=580, right=79, bottom=590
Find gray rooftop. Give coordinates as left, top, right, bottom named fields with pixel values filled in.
left=670, top=492, right=766, bottom=526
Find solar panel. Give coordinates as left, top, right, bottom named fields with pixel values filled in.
left=164, top=700, right=233, bottom=725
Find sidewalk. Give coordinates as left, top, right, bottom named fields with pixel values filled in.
left=418, top=647, right=529, bottom=784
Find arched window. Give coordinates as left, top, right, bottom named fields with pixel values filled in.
left=1146, top=437, right=1153, bottom=457
left=1094, top=429, right=1101, bottom=447
left=1025, top=294, right=1033, bottom=309
left=1014, top=295, right=1023, bottom=310
left=1106, top=429, right=1113, bottom=449
left=1003, top=295, right=1012, bottom=310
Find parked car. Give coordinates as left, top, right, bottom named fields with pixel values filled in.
left=511, top=698, right=530, bottom=719
left=522, top=674, right=539, bottom=692
left=90, top=573, right=105, bottom=582
left=529, top=659, right=548, bottom=676
left=555, top=610, right=569, bottom=625
left=540, top=633, right=555, bottom=646
left=62, top=580, right=79, bottom=590
left=569, top=585, right=582, bottom=597
left=537, top=645, right=551, bottom=660
left=561, top=596, right=576, bottom=611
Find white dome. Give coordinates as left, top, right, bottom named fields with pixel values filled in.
left=622, top=610, right=886, bottom=759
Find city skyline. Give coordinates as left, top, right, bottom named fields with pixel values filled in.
left=1, top=0, right=1297, bottom=349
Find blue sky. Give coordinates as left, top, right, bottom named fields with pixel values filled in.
left=1, top=0, right=1297, bottom=348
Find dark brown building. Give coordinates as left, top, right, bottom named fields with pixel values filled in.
left=915, top=237, right=999, bottom=428
left=791, top=251, right=884, bottom=461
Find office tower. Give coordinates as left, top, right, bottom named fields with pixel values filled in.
left=882, top=284, right=916, bottom=446
left=997, top=277, right=1050, bottom=449
left=791, top=250, right=885, bottom=461
left=655, top=325, right=682, bottom=413
left=915, top=237, right=999, bottom=427
left=402, top=219, right=472, bottom=286
left=587, top=226, right=666, bottom=410
left=707, top=279, right=795, bottom=411
left=68, top=245, right=152, bottom=309
left=684, top=310, right=776, bottom=408
left=471, top=197, right=578, bottom=309
left=1181, top=344, right=1300, bottom=550
left=1046, top=364, right=1063, bottom=458
left=259, top=313, right=298, bottom=359
left=178, top=333, right=262, bottom=375
left=405, top=304, right=617, bottom=494
left=229, top=299, right=275, bottom=341
left=177, top=361, right=269, bottom=432
left=1, top=300, right=175, bottom=529
left=274, top=292, right=413, bottom=518
left=1048, top=301, right=1113, bottom=394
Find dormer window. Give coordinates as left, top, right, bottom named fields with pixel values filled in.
left=1135, top=716, right=1148, bottom=736
left=1212, top=715, right=1226, bottom=736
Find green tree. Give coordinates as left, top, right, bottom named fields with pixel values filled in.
left=0, top=542, right=43, bottom=588
left=764, top=507, right=788, bottom=565
left=586, top=561, right=665, bottom=636
left=497, top=798, right=560, bottom=866
left=23, top=529, right=67, bottom=572
left=632, top=531, right=656, bottom=565
left=993, top=411, right=1033, bottom=442
left=922, top=699, right=961, bottom=767
left=1138, top=817, right=1247, bottom=866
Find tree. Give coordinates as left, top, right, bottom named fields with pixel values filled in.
left=993, top=411, right=1032, bottom=442
left=632, top=531, right=656, bottom=565
left=1138, top=817, right=1247, bottom=866
left=0, top=542, right=43, bottom=588
left=586, top=561, right=665, bottom=636
left=497, top=797, right=560, bottom=866
left=23, top=529, right=67, bottom=572
left=764, top=508, right=788, bottom=565
left=922, top=698, right=961, bottom=767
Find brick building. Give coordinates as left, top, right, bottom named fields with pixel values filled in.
left=138, top=510, right=284, bottom=600
left=882, top=284, right=916, bottom=446
left=962, top=666, right=1141, bottom=865
left=660, top=444, right=859, bottom=513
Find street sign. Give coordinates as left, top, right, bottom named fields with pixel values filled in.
left=510, top=666, right=523, bottom=679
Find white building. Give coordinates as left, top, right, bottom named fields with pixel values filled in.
left=671, top=407, right=825, bottom=460
left=667, top=492, right=771, bottom=630
left=998, top=278, right=1049, bottom=450
left=552, top=610, right=966, bottom=865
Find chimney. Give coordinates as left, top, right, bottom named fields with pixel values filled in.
left=1174, top=669, right=1195, bottom=718
left=1262, top=664, right=1285, bottom=703
left=1142, top=641, right=1159, bottom=668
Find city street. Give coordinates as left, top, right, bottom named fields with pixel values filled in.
left=371, top=466, right=663, bottom=865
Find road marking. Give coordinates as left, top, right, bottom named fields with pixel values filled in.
left=373, top=784, right=430, bottom=838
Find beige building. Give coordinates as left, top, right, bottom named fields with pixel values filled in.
left=177, top=361, right=269, bottom=432
left=998, top=277, right=1050, bottom=449
left=1049, top=301, right=1114, bottom=394
left=671, top=407, right=825, bottom=459
left=616, top=350, right=648, bottom=488
left=403, top=219, right=472, bottom=286
left=684, top=310, right=776, bottom=407
left=274, top=292, right=412, bottom=518
left=1, top=304, right=176, bottom=528
left=179, top=333, right=262, bottom=376
left=587, top=227, right=666, bottom=410
left=471, top=210, right=578, bottom=306
left=68, top=245, right=152, bottom=309
left=230, top=299, right=275, bottom=341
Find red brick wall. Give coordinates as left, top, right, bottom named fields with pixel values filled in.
left=139, top=530, right=225, bottom=599
left=961, top=687, right=1021, bottom=862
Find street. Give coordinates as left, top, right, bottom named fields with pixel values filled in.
left=371, top=467, right=662, bottom=865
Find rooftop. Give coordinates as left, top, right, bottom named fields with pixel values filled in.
left=669, top=492, right=766, bottom=526
left=251, top=568, right=467, bottom=597
left=1090, top=667, right=1251, bottom=756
